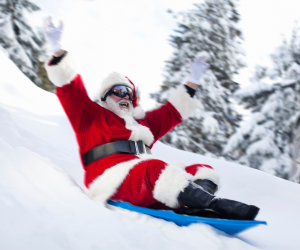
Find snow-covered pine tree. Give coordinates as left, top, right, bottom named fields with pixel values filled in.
left=224, top=28, right=300, bottom=182
left=0, top=0, right=54, bottom=91
left=151, top=0, right=245, bottom=157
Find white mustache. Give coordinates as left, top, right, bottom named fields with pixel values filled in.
left=118, top=99, right=132, bottom=107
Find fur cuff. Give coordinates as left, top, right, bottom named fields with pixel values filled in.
left=193, top=167, right=220, bottom=187
left=45, top=53, right=77, bottom=87
left=168, top=85, right=201, bottom=119
left=87, top=154, right=163, bottom=202
left=153, top=164, right=192, bottom=208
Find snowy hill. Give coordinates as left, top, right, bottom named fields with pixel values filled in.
left=0, top=49, right=300, bottom=249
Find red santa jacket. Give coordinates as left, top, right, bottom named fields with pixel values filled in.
left=45, top=53, right=206, bottom=204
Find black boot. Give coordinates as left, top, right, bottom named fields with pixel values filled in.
left=175, top=180, right=220, bottom=219
left=177, top=182, right=259, bottom=220
left=194, top=179, right=217, bottom=194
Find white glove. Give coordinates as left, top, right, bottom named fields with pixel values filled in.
left=44, top=16, right=64, bottom=53
left=187, top=57, right=209, bottom=85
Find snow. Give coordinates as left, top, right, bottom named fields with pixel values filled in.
left=234, top=81, right=273, bottom=101
left=246, top=137, right=278, bottom=157
left=250, top=125, right=268, bottom=141
left=223, top=112, right=266, bottom=154
left=200, top=20, right=212, bottom=31
left=289, top=62, right=300, bottom=75
left=1, top=49, right=300, bottom=249
left=202, top=112, right=219, bottom=134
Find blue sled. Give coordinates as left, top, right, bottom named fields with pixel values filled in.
left=107, top=200, right=267, bottom=235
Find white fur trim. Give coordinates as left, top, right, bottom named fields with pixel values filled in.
left=99, top=102, right=152, bottom=144
left=168, top=85, right=201, bottom=119
left=192, top=166, right=220, bottom=187
left=45, top=53, right=78, bottom=87
left=96, top=72, right=133, bottom=102
left=87, top=154, right=163, bottom=202
left=153, top=164, right=192, bottom=208
left=132, top=106, right=145, bottom=120
left=123, top=115, right=154, bottom=146
left=176, top=163, right=186, bottom=169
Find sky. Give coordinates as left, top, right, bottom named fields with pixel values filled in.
left=30, top=0, right=300, bottom=110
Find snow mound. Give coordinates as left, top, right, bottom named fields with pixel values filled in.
left=0, top=49, right=300, bottom=249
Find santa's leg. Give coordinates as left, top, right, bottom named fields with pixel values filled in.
left=111, top=160, right=259, bottom=220
left=110, top=159, right=177, bottom=208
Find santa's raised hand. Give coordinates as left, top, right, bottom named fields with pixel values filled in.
left=44, top=16, right=64, bottom=54
left=188, top=57, right=209, bottom=85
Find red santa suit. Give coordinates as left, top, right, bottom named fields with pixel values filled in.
left=45, top=53, right=220, bottom=209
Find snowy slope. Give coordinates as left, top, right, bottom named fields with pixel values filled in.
left=0, top=50, right=300, bottom=249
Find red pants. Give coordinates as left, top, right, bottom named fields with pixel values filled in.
left=111, top=159, right=215, bottom=209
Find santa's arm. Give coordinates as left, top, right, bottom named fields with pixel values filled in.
left=143, top=84, right=198, bottom=143
left=44, top=17, right=98, bottom=133
left=143, top=57, right=207, bottom=142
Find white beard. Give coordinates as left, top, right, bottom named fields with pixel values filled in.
left=102, top=96, right=134, bottom=117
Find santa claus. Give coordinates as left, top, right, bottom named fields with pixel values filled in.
left=44, top=17, right=259, bottom=220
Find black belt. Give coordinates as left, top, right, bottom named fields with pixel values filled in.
left=83, top=140, right=151, bottom=166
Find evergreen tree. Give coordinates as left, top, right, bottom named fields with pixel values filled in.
left=0, top=0, right=54, bottom=91
left=224, top=28, right=300, bottom=182
left=151, top=0, right=244, bottom=157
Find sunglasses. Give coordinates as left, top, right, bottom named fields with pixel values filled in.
left=101, top=85, right=134, bottom=101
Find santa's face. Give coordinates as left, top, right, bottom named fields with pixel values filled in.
left=103, top=94, right=134, bottom=117
left=110, top=94, right=133, bottom=110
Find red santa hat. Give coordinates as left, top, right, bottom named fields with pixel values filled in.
left=97, top=72, right=145, bottom=119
